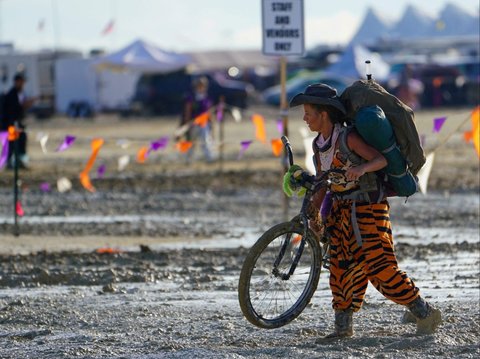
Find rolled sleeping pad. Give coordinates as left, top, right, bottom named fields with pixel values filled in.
left=354, top=105, right=418, bottom=197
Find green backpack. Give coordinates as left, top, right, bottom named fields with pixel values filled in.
left=340, top=79, right=426, bottom=176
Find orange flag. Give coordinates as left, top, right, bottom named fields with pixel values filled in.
left=80, top=138, right=104, bottom=192
left=252, top=114, right=267, bottom=143
left=7, top=126, right=19, bottom=141
left=193, top=112, right=210, bottom=128
left=79, top=172, right=95, bottom=193
left=271, top=138, right=283, bottom=157
left=176, top=140, right=193, bottom=153
left=136, top=146, right=148, bottom=163
left=463, top=106, right=480, bottom=157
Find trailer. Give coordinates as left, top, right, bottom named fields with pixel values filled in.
left=0, top=49, right=82, bottom=118
left=54, top=57, right=140, bottom=115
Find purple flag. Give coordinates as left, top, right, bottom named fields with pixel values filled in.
left=433, top=117, right=447, bottom=133
left=238, top=140, right=253, bottom=160
left=56, top=135, right=76, bottom=152
left=149, top=137, right=169, bottom=152
left=276, top=119, right=283, bottom=135
left=0, top=132, right=9, bottom=169
left=40, top=182, right=51, bottom=192
left=96, top=164, right=106, bottom=178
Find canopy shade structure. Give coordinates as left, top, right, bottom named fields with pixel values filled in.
left=94, top=39, right=192, bottom=73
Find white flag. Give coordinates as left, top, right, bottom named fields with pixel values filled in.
left=57, top=177, right=72, bottom=193
left=118, top=155, right=130, bottom=171
left=417, top=152, right=435, bottom=195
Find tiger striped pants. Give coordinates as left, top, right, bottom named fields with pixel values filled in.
left=326, top=199, right=419, bottom=312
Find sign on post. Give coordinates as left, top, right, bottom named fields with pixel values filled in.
left=262, top=0, right=305, bottom=56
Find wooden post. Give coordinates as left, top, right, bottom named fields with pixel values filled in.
left=13, top=121, right=19, bottom=236
left=280, top=56, right=289, bottom=220
left=217, top=96, right=225, bottom=173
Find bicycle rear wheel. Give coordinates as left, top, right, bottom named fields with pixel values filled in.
left=238, top=221, right=322, bottom=329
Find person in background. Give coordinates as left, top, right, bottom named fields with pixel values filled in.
left=181, top=76, right=215, bottom=163
left=396, top=65, right=424, bottom=110
left=1, top=73, right=35, bottom=169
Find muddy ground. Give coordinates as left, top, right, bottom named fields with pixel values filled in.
left=0, top=107, right=479, bottom=358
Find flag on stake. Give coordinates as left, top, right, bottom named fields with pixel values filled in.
left=276, top=119, right=283, bottom=135
left=118, top=155, right=130, bottom=171
left=40, top=182, right=51, bottom=192
left=56, top=135, right=76, bottom=152
left=8, top=126, right=19, bottom=141
left=137, top=146, right=149, bottom=163
left=0, top=132, right=9, bottom=169
left=238, top=140, right=252, bottom=160
left=80, top=172, right=95, bottom=193
left=101, top=19, right=115, bottom=36
left=176, top=141, right=193, bottom=153
left=417, top=152, right=435, bottom=194
left=16, top=201, right=24, bottom=217
left=39, top=133, right=49, bottom=153
left=271, top=138, right=283, bottom=157
left=150, top=137, right=169, bottom=152
left=79, top=138, right=104, bottom=192
left=96, top=164, right=106, bottom=178
left=252, top=114, right=267, bottom=143
left=432, top=117, right=447, bottom=133
left=231, top=107, right=242, bottom=122
left=193, top=112, right=210, bottom=128
left=57, top=177, right=72, bottom=193
left=433, top=117, right=447, bottom=133
left=463, top=106, right=480, bottom=157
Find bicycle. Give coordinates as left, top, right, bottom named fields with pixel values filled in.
left=238, top=135, right=338, bottom=329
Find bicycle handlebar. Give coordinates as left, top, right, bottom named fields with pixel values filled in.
left=281, top=135, right=294, bottom=167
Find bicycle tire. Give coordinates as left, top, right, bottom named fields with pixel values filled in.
left=238, top=221, right=323, bottom=329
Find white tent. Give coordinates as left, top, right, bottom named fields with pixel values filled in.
left=94, top=39, right=192, bottom=73
left=325, top=45, right=390, bottom=82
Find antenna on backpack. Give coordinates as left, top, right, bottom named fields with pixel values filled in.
left=365, top=60, right=372, bottom=81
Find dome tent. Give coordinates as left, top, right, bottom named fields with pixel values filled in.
left=94, top=39, right=192, bottom=73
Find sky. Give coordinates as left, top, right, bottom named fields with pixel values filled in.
left=0, top=0, right=478, bottom=55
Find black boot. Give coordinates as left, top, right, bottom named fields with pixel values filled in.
left=407, top=297, right=442, bottom=334
left=325, top=309, right=353, bottom=338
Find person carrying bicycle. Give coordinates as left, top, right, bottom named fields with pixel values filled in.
left=285, top=83, right=441, bottom=338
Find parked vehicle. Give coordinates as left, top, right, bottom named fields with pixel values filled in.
left=130, top=70, right=253, bottom=116
left=261, top=71, right=353, bottom=106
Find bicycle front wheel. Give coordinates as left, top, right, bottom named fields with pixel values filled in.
left=238, top=221, right=322, bottom=329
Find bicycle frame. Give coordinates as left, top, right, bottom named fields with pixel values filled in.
left=272, top=136, right=331, bottom=280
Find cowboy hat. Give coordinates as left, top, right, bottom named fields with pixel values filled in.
left=290, top=83, right=346, bottom=114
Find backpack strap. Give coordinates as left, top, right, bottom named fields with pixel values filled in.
left=338, top=127, right=380, bottom=196
left=338, top=127, right=363, bottom=166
